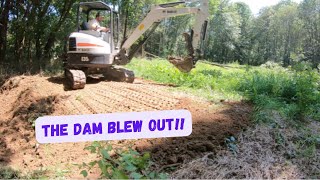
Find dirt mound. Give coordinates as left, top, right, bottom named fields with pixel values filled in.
left=0, top=76, right=23, bottom=93
left=12, top=88, right=58, bottom=121
left=0, top=87, right=60, bottom=164
left=0, top=75, right=252, bottom=178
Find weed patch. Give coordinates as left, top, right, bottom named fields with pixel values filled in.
left=79, top=142, right=167, bottom=179
left=0, top=167, right=21, bottom=179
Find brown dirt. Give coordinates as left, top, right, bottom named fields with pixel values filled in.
left=134, top=99, right=252, bottom=166
left=0, top=75, right=252, bottom=178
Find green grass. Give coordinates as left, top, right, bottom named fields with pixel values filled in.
left=126, top=58, right=246, bottom=101
left=126, top=58, right=320, bottom=123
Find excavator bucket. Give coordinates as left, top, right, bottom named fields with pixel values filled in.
left=168, top=56, right=194, bottom=73
left=168, top=32, right=196, bottom=73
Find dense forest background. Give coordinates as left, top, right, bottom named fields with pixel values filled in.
left=0, top=0, right=319, bottom=74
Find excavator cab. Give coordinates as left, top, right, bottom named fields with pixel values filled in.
left=65, top=0, right=209, bottom=90
left=75, top=1, right=120, bottom=52
left=64, top=2, right=131, bottom=90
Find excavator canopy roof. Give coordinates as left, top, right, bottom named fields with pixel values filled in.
left=79, top=1, right=112, bottom=13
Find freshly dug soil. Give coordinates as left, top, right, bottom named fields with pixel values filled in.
left=0, top=75, right=252, bottom=178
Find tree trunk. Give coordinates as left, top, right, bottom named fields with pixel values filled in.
left=35, top=0, right=52, bottom=73
left=41, top=0, right=75, bottom=71
left=0, top=0, right=12, bottom=64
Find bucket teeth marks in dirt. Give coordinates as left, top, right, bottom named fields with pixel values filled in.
left=97, top=82, right=179, bottom=110
left=87, top=87, right=143, bottom=112
left=75, top=92, right=99, bottom=114
left=89, top=82, right=179, bottom=112
left=65, top=98, right=92, bottom=115
left=81, top=89, right=117, bottom=113
left=100, top=86, right=172, bottom=110
left=91, top=85, right=156, bottom=111
left=93, top=85, right=150, bottom=112
left=121, top=88, right=178, bottom=109
left=121, top=83, right=180, bottom=102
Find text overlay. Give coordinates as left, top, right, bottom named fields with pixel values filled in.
left=35, top=110, right=192, bottom=144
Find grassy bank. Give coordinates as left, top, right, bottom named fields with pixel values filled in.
left=127, top=58, right=320, bottom=123
left=126, top=58, right=320, bottom=178
left=127, top=59, right=246, bottom=101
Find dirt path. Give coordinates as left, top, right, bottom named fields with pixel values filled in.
left=0, top=75, right=252, bottom=178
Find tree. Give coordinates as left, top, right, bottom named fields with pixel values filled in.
left=233, top=2, right=253, bottom=65
left=0, top=0, right=12, bottom=64
left=299, top=0, right=320, bottom=67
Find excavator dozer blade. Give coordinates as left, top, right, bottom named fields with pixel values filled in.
left=168, top=56, right=194, bottom=73
left=103, top=66, right=135, bottom=83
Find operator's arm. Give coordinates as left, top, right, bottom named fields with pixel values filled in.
left=88, top=19, right=109, bottom=32
left=98, top=27, right=110, bottom=32
left=92, top=23, right=109, bottom=32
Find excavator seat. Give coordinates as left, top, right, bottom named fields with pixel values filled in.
left=80, top=21, right=90, bottom=30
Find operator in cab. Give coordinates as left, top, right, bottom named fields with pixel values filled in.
left=88, top=12, right=110, bottom=32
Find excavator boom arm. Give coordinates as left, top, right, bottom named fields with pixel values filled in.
left=115, top=0, right=209, bottom=72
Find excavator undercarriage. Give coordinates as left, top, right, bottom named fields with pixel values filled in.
left=64, top=66, right=135, bottom=90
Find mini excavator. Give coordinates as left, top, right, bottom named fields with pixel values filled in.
left=64, top=0, right=209, bottom=89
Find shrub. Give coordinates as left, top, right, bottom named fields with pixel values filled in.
left=0, top=167, right=21, bottom=179
left=238, top=67, right=320, bottom=121
left=260, top=61, right=283, bottom=69
left=79, top=142, right=167, bottom=179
